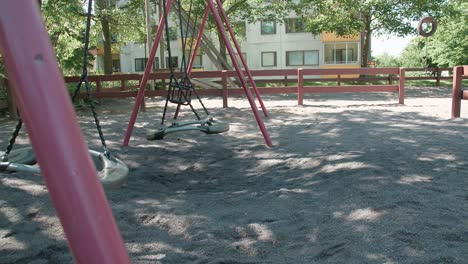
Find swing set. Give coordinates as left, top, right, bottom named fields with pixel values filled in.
left=0, top=0, right=129, bottom=189
left=0, top=0, right=270, bottom=262
left=123, top=0, right=273, bottom=147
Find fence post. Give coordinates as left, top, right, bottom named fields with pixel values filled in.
left=222, top=70, right=228, bottom=108
left=388, top=74, right=393, bottom=85
left=337, top=74, right=341, bottom=86
left=399, top=68, right=405, bottom=104
left=120, top=79, right=126, bottom=91
left=4, top=79, right=19, bottom=120
left=451, top=66, right=463, bottom=118
left=297, top=68, right=304, bottom=105
left=436, top=67, right=441, bottom=86
left=96, top=80, right=102, bottom=104
left=284, top=75, right=288, bottom=86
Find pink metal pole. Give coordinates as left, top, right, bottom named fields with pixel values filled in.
left=215, top=0, right=269, bottom=118
left=207, top=0, right=272, bottom=147
left=123, top=0, right=174, bottom=146
left=0, top=2, right=131, bottom=263
left=187, top=6, right=210, bottom=75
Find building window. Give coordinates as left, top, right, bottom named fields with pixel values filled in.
left=135, top=58, right=147, bottom=72
left=192, top=54, right=203, bottom=68
left=134, top=58, right=160, bottom=72
left=286, top=50, right=319, bottom=66
left=261, top=52, right=277, bottom=67
left=165, top=56, right=179, bottom=68
left=261, top=21, right=276, bottom=35
left=324, top=43, right=359, bottom=64
left=112, top=59, right=121, bottom=72
left=183, top=52, right=203, bottom=68
left=285, top=18, right=305, bottom=33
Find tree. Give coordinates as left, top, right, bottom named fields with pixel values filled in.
left=374, top=53, right=401, bottom=67
left=399, top=38, right=428, bottom=68
left=295, top=0, right=455, bottom=68
left=399, top=1, right=467, bottom=69
left=427, top=1, right=468, bottom=67
left=41, top=0, right=90, bottom=75
left=178, top=0, right=295, bottom=69
left=94, top=0, right=146, bottom=74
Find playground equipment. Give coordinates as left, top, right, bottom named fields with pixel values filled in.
left=451, top=66, right=468, bottom=118
left=417, top=16, right=437, bottom=73
left=0, top=0, right=129, bottom=189
left=123, top=0, right=273, bottom=147
left=0, top=1, right=131, bottom=263
left=146, top=0, right=229, bottom=140
left=418, top=16, right=438, bottom=37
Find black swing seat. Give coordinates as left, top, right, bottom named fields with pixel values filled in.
left=0, top=147, right=38, bottom=174
left=147, top=119, right=229, bottom=140
left=89, top=150, right=129, bottom=189
left=0, top=147, right=129, bottom=189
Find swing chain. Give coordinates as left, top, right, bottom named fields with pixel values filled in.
left=1, top=119, right=23, bottom=162
left=72, top=0, right=110, bottom=158
left=160, top=0, right=210, bottom=126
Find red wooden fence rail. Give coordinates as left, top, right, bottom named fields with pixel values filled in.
left=62, top=68, right=406, bottom=103
left=2, top=67, right=466, bottom=118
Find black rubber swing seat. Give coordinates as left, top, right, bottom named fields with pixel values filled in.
left=88, top=149, right=129, bottom=189
left=0, top=147, right=38, bottom=174
left=146, top=122, right=230, bottom=140
left=1, top=147, right=36, bottom=165
left=0, top=148, right=128, bottom=189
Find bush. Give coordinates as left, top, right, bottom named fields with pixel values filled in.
left=374, top=53, right=402, bottom=67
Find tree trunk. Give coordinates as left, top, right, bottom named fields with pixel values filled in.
left=145, top=0, right=154, bottom=90
left=217, top=33, right=227, bottom=70
left=101, top=17, right=113, bottom=74
left=361, top=19, right=371, bottom=68
left=157, top=0, right=165, bottom=69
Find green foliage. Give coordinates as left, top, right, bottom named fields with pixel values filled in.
left=427, top=2, right=468, bottom=67
left=38, top=0, right=147, bottom=75
left=374, top=54, right=402, bottom=67
left=296, top=0, right=454, bottom=36
left=399, top=2, right=467, bottom=69
left=399, top=37, right=427, bottom=68
left=294, top=0, right=455, bottom=67
left=94, top=0, right=146, bottom=73
left=95, top=0, right=147, bottom=44
left=41, top=0, right=90, bottom=75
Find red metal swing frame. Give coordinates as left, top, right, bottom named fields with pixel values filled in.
left=122, top=0, right=273, bottom=147
left=0, top=1, right=130, bottom=263
left=0, top=0, right=273, bottom=263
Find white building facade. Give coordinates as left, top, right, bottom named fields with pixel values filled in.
left=102, top=14, right=361, bottom=73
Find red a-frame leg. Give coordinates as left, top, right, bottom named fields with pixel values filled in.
left=0, top=1, right=130, bottom=263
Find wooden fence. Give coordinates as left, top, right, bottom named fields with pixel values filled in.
left=64, top=67, right=406, bottom=105
left=1, top=67, right=465, bottom=118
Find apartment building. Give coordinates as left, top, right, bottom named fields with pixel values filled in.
left=97, top=14, right=361, bottom=74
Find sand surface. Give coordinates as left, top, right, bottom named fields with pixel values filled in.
left=0, top=84, right=467, bottom=263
